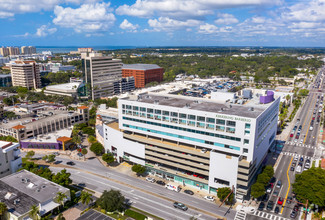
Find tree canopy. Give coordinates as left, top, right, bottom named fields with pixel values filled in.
left=131, top=164, right=146, bottom=176
left=292, top=167, right=325, bottom=207
left=102, top=153, right=114, bottom=164
left=90, top=142, right=104, bottom=155
left=217, top=187, right=234, bottom=205
left=52, top=169, right=72, bottom=187
left=250, top=165, right=274, bottom=199
left=97, top=190, right=125, bottom=212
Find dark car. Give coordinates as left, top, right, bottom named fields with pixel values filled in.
left=290, top=167, right=295, bottom=171
left=300, top=157, right=304, bottom=162
left=184, top=190, right=194, bottom=195
left=173, top=202, right=188, bottom=211
left=270, top=177, right=276, bottom=184
left=293, top=205, right=299, bottom=212
left=262, top=194, right=269, bottom=202
left=273, top=190, right=279, bottom=197
left=258, top=202, right=265, bottom=211
left=287, top=197, right=293, bottom=204
left=66, top=161, right=75, bottom=165
left=306, top=159, right=311, bottom=163
left=275, top=206, right=280, bottom=214
left=156, top=180, right=165, bottom=186
left=267, top=201, right=274, bottom=211
left=290, top=210, right=297, bottom=218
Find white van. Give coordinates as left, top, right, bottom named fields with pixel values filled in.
left=165, top=182, right=181, bottom=192
left=310, top=126, right=313, bottom=131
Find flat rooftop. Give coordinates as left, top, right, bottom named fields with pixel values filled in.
left=1, top=170, right=69, bottom=204
left=22, top=128, right=73, bottom=143
left=46, top=82, right=82, bottom=92
left=122, top=64, right=162, bottom=71
left=121, top=93, right=278, bottom=118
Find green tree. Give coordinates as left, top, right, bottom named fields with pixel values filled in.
left=299, top=89, right=309, bottom=97
left=26, top=151, right=35, bottom=159
left=217, top=187, right=234, bottom=205
left=102, top=153, right=114, bottom=164
left=251, top=182, right=266, bottom=199
left=55, top=192, right=67, bottom=210
left=131, top=164, right=146, bottom=176
left=82, top=127, right=95, bottom=136
left=52, top=169, right=72, bottom=187
left=263, top=166, right=274, bottom=179
left=0, top=202, right=7, bottom=220
left=256, top=173, right=271, bottom=186
left=90, top=142, right=104, bottom=155
left=81, top=148, right=88, bottom=157
left=42, top=155, right=48, bottom=161
left=29, top=205, right=39, bottom=220
left=47, top=155, right=56, bottom=163
left=292, top=167, right=325, bottom=207
left=97, top=190, right=125, bottom=212
left=88, top=135, right=97, bottom=144
left=79, top=191, right=93, bottom=205
left=57, top=213, right=66, bottom=220
left=72, top=135, right=82, bottom=146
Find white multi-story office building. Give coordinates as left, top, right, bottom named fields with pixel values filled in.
left=10, top=60, right=41, bottom=89
left=0, top=141, right=22, bottom=178
left=81, top=52, right=122, bottom=100
left=103, top=92, right=280, bottom=199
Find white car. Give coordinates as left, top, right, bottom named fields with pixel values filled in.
left=204, top=196, right=215, bottom=202
left=146, top=177, right=156, bottom=183
left=294, top=155, right=299, bottom=161
left=296, top=166, right=302, bottom=173
left=305, top=163, right=310, bottom=169
left=300, top=140, right=303, bottom=144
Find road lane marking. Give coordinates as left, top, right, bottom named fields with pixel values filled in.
left=281, top=156, right=293, bottom=214
left=302, top=93, right=316, bottom=144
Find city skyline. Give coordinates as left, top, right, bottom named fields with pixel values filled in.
left=0, top=0, right=325, bottom=47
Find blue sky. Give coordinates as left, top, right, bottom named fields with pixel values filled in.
left=0, top=0, right=325, bottom=47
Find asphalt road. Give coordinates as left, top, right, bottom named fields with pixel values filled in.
left=23, top=152, right=235, bottom=220
left=247, top=66, right=325, bottom=220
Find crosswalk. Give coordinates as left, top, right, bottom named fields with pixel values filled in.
left=251, top=211, right=290, bottom=220
left=286, top=142, right=316, bottom=149
left=234, top=210, right=246, bottom=220
left=280, top=152, right=312, bottom=159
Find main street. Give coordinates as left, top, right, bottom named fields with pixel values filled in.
left=24, top=152, right=236, bottom=220
left=246, top=66, right=325, bottom=220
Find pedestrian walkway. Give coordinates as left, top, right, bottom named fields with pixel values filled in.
left=234, top=210, right=246, bottom=220
left=285, top=142, right=317, bottom=149
left=252, top=210, right=289, bottom=220
left=280, top=152, right=312, bottom=160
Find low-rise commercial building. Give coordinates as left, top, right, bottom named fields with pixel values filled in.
left=0, top=104, right=89, bottom=141
left=1, top=170, right=70, bottom=219
left=0, top=141, right=22, bottom=178
left=103, top=91, right=280, bottom=200
left=122, top=64, right=164, bottom=88
left=44, top=82, right=86, bottom=98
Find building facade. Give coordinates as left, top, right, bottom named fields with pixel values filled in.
left=103, top=92, right=279, bottom=199
left=122, top=64, right=164, bottom=88
left=8, top=47, right=20, bottom=56
left=82, top=52, right=122, bottom=100
left=10, top=60, right=41, bottom=89
left=0, top=74, right=11, bottom=87
left=0, top=47, right=10, bottom=57
left=0, top=141, right=22, bottom=178
left=113, top=77, right=135, bottom=94
left=21, top=46, right=36, bottom=55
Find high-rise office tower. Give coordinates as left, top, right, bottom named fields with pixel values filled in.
left=81, top=52, right=122, bottom=100
left=11, top=60, right=41, bottom=89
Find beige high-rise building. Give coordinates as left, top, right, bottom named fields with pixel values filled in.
left=82, top=52, right=122, bottom=100
left=7, top=47, right=20, bottom=56
left=10, top=60, right=41, bottom=89
left=0, top=47, right=9, bottom=57
left=21, top=46, right=36, bottom=55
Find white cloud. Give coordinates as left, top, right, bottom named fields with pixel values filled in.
left=116, top=0, right=280, bottom=20
left=148, top=17, right=201, bottom=32
left=119, top=19, right=139, bottom=32
left=0, top=0, right=102, bottom=18
left=36, top=25, right=57, bottom=37
left=198, top=23, right=218, bottom=34
left=215, top=13, right=238, bottom=25
left=53, top=2, right=115, bottom=33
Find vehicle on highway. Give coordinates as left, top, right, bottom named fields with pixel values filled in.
left=204, top=196, right=215, bottom=202
left=184, top=190, right=194, bottom=195
left=156, top=180, right=165, bottom=186
left=266, top=201, right=274, bottom=211
left=275, top=206, right=280, bottom=214
left=146, top=177, right=156, bottom=183
left=258, top=202, right=265, bottom=211
left=277, top=197, right=284, bottom=205
left=310, top=126, right=313, bottom=131
left=66, top=161, right=75, bottom=165
left=276, top=180, right=282, bottom=188
left=173, top=202, right=188, bottom=211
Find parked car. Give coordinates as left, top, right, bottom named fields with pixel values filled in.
left=290, top=210, right=297, bottom=218
left=290, top=167, right=295, bottom=171
left=156, top=180, right=165, bottom=186
left=287, top=197, right=293, bottom=204
left=276, top=180, right=282, bottom=188
left=146, top=177, right=156, bottom=183
left=275, top=206, right=280, bottom=214
left=204, top=196, right=215, bottom=202
left=173, top=202, right=188, bottom=211
left=262, top=194, right=269, bottom=202
left=300, top=157, right=304, bottom=162
left=273, top=190, right=279, bottom=197
left=258, top=202, right=265, bottom=211
left=277, top=197, right=284, bottom=205
left=66, top=161, right=75, bottom=165
left=293, top=205, right=299, bottom=212
left=184, top=190, right=194, bottom=195
left=267, top=201, right=274, bottom=211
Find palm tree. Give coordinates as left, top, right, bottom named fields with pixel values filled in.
left=79, top=191, right=93, bottom=206
left=29, top=204, right=39, bottom=220
left=55, top=192, right=67, bottom=210
left=0, top=202, right=7, bottom=220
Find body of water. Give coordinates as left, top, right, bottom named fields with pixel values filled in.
left=36, top=46, right=137, bottom=54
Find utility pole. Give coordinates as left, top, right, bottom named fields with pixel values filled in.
left=219, top=185, right=234, bottom=207
left=304, top=200, right=308, bottom=220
